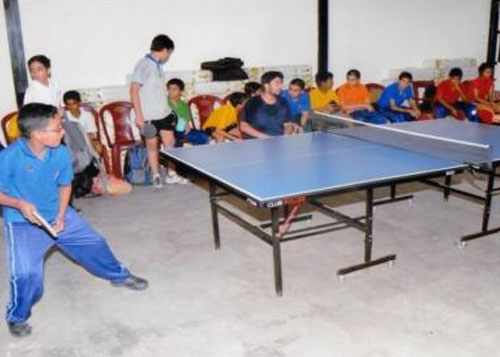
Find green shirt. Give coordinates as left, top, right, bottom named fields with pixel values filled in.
left=168, top=98, right=191, bottom=132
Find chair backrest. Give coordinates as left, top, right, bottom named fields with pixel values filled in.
left=222, top=93, right=232, bottom=104
left=462, top=80, right=472, bottom=95
left=98, top=101, right=136, bottom=147
left=1, top=111, right=20, bottom=145
left=365, top=83, right=385, bottom=104
left=412, top=80, right=436, bottom=106
left=80, top=103, right=102, bottom=142
left=188, top=95, right=222, bottom=129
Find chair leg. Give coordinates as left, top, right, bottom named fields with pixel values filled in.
left=111, top=145, right=123, bottom=179
left=100, top=147, right=112, bottom=174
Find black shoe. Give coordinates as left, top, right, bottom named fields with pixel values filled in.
left=8, top=322, right=32, bottom=337
left=111, top=275, right=148, bottom=291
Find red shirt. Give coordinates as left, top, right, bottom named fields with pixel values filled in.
left=467, top=76, right=493, bottom=101
left=437, top=80, right=464, bottom=104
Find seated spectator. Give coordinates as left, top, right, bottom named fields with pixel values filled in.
left=337, top=69, right=387, bottom=124
left=280, top=78, right=311, bottom=129
left=240, top=71, right=300, bottom=138
left=309, top=71, right=340, bottom=113
left=63, top=90, right=111, bottom=173
left=377, top=72, right=421, bottom=122
left=436, top=68, right=479, bottom=122
left=166, top=78, right=209, bottom=147
left=203, top=92, right=245, bottom=142
left=466, top=62, right=500, bottom=124
left=244, top=81, right=263, bottom=98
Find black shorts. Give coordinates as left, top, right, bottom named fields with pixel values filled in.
left=205, top=123, right=238, bottom=137
left=143, top=112, right=178, bottom=139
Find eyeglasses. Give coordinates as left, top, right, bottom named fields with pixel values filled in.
left=41, top=127, right=64, bottom=134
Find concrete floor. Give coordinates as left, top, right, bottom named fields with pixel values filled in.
left=1, top=174, right=500, bottom=357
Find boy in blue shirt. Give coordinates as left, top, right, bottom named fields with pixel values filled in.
left=377, top=72, right=421, bottom=122
left=0, top=104, right=147, bottom=337
left=280, top=78, right=311, bottom=130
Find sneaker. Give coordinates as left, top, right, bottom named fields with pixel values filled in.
left=152, top=174, right=163, bottom=189
left=8, top=322, right=32, bottom=338
left=111, top=274, right=149, bottom=291
left=165, top=172, right=189, bottom=185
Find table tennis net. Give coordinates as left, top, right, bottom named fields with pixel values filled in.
left=310, top=112, right=492, bottom=166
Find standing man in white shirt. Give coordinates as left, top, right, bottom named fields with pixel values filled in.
left=130, top=34, right=187, bottom=189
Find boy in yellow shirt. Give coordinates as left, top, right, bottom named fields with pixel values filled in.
left=203, top=92, right=245, bottom=142
left=309, top=71, right=340, bottom=113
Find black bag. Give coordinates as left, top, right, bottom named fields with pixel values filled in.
left=72, top=159, right=100, bottom=198
left=201, top=57, right=248, bottom=81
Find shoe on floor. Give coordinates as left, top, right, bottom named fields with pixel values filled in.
left=165, top=172, right=189, bottom=185
left=8, top=322, right=32, bottom=338
left=111, top=274, right=149, bottom=291
left=152, top=174, right=164, bottom=189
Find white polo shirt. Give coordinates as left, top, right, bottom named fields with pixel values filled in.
left=66, top=109, right=97, bottom=134
left=23, top=79, right=62, bottom=107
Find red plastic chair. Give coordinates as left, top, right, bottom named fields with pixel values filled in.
left=81, top=103, right=112, bottom=173
left=188, top=95, right=222, bottom=129
left=412, top=80, right=436, bottom=120
left=1, top=111, right=20, bottom=145
left=365, top=83, right=385, bottom=105
left=99, top=101, right=139, bottom=178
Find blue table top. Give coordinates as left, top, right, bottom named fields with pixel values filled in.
left=392, top=119, right=500, bottom=161
left=164, top=129, right=465, bottom=204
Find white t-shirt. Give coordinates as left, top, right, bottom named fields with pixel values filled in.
left=23, top=79, right=62, bottom=106
left=66, top=109, right=97, bottom=134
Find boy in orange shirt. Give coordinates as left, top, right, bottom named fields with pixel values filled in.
left=337, top=69, right=387, bottom=124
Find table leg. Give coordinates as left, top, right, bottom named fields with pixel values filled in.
left=209, top=182, right=221, bottom=249
left=271, top=207, right=283, bottom=296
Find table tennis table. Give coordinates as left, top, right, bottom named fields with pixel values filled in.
left=162, top=115, right=500, bottom=296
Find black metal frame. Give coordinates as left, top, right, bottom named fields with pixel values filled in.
left=209, top=181, right=397, bottom=296
left=423, top=165, right=500, bottom=244
left=3, top=0, right=28, bottom=107
left=318, top=0, right=329, bottom=73
left=487, top=0, right=500, bottom=67
left=202, top=168, right=460, bottom=296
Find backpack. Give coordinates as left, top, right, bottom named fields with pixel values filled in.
left=123, top=144, right=152, bottom=185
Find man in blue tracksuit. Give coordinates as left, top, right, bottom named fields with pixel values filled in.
left=0, top=103, right=148, bottom=337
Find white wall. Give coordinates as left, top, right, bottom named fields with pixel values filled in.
left=1, top=0, right=493, bottom=117
left=330, top=0, right=491, bottom=84
left=0, top=4, right=17, bottom=144
left=18, top=0, right=317, bottom=92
